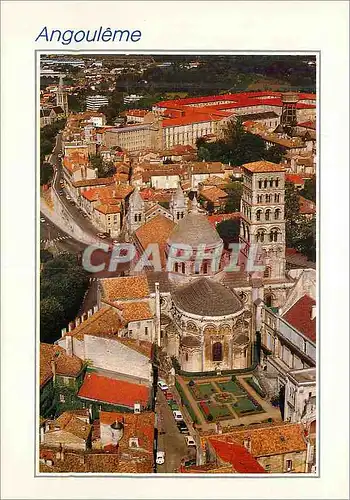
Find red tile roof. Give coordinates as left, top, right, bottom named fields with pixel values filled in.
left=207, top=212, right=240, bottom=227
left=299, top=195, right=316, bottom=215
left=78, top=372, right=150, bottom=408
left=209, top=438, right=266, bottom=473
left=286, top=174, right=305, bottom=186
left=283, top=295, right=316, bottom=342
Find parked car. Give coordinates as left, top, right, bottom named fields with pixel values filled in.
left=173, top=410, right=183, bottom=422
left=169, top=401, right=179, bottom=411
left=177, top=421, right=189, bottom=434
left=66, top=195, right=71, bottom=200
left=40, top=217, right=46, bottom=223
left=182, top=457, right=196, bottom=467
left=158, top=380, right=168, bottom=391
left=165, top=391, right=174, bottom=401
left=156, top=451, right=165, bottom=465
left=97, top=233, right=107, bottom=239
left=185, top=435, right=196, bottom=447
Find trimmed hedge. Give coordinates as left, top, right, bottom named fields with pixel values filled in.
left=175, top=380, right=198, bottom=424
left=245, top=376, right=266, bottom=399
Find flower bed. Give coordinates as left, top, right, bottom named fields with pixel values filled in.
left=199, top=400, right=232, bottom=421
left=189, top=382, right=216, bottom=401
left=213, top=392, right=234, bottom=404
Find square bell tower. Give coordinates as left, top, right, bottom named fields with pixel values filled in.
left=239, top=161, right=286, bottom=280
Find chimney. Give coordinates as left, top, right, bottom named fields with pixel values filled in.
left=66, top=335, right=73, bottom=357
left=243, top=438, right=251, bottom=453
left=311, top=304, right=316, bottom=320
left=155, top=282, right=161, bottom=347
left=88, top=309, right=93, bottom=318
left=61, top=327, right=67, bottom=337
left=50, top=360, right=56, bottom=383
left=75, top=317, right=81, bottom=328
left=93, top=304, right=98, bottom=314
left=40, top=425, right=45, bottom=444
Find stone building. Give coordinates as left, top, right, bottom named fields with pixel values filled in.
left=99, top=160, right=314, bottom=375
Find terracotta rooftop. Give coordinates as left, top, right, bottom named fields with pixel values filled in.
left=135, top=214, right=175, bottom=267
left=119, top=301, right=154, bottom=324
left=242, top=161, right=285, bottom=173
left=100, top=275, right=150, bottom=302
left=39, top=449, right=153, bottom=473
left=200, top=186, right=228, bottom=203
left=203, top=422, right=307, bottom=458
left=66, top=306, right=123, bottom=340
left=209, top=438, right=266, bottom=473
left=52, top=412, right=92, bottom=441
left=40, top=343, right=83, bottom=387
left=73, top=177, right=115, bottom=188
left=283, top=295, right=316, bottom=342
left=299, top=195, right=316, bottom=215
left=100, top=411, right=155, bottom=454
left=78, top=372, right=150, bottom=408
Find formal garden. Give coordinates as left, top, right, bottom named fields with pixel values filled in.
left=183, top=375, right=266, bottom=423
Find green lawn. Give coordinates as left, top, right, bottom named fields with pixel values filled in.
left=189, top=382, right=216, bottom=400
left=217, top=380, right=246, bottom=396
left=209, top=403, right=233, bottom=420
left=232, top=397, right=263, bottom=416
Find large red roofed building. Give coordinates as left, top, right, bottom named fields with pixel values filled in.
left=78, top=371, right=151, bottom=412
left=283, top=295, right=316, bottom=343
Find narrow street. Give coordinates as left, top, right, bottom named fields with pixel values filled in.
left=155, top=388, right=195, bottom=473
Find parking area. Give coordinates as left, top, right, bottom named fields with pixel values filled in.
left=155, top=387, right=196, bottom=473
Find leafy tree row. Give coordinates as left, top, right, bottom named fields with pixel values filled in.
left=40, top=253, right=89, bottom=344
left=196, top=119, right=286, bottom=167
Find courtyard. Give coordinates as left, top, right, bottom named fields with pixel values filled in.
left=175, top=373, right=281, bottom=429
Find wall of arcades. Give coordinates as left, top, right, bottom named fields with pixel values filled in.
left=169, top=306, right=252, bottom=372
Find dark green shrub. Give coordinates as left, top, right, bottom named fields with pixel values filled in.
left=207, top=414, right=213, bottom=422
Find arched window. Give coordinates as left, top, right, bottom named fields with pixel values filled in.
left=257, top=195, right=263, bottom=203
left=134, top=214, right=138, bottom=222
left=258, top=180, right=262, bottom=189
left=275, top=209, right=281, bottom=220
left=256, top=210, right=262, bottom=221
left=270, top=229, right=279, bottom=242
left=138, top=214, right=142, bottom=222
left=174, top=262, right=179, bottom=273
left=265, top=209, right=271, bottom=221
left=181, top=262, right=185, bottom=273
left=269, top=179, right=273, bottom=187
left=185, top=352, right=189, bottom=362
left=203, top=262, right=208, bottom=274
left=256, top=230, right=265, bottom=243
left=212, top=342, right=223, bottom=362
left=275, top=178, right=279, bottom=188
left=264, top=267, right=271, bottom=279
left=266, top=194, right=271, bottom=203
left=264, top=179, right=267, bottom=188
left=274, top=193, right=280, bottom=202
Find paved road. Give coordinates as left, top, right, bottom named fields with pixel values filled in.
left=51, top=134, right=107, bottom=240
left=155, top=389, right=195, bottom=473
left=40, top=215, right=86, bottom=254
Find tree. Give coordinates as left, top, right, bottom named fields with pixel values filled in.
left=40, top=297, right=65, bottom=343
left=223, top=181, right=243, bottom=213
left=216, top=218, right=240, bottom=245
left=206, top=200, right=215, bottom=214
left=40, top=162, right=53, bottom=186
left=300, top=177, right=316, bottom=202
left=264, top=144, right=286, bottom=163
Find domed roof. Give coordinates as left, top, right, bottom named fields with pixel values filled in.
left=168, top=212, right=222, bottom=247
left=173, top=278, right=243, bottom=317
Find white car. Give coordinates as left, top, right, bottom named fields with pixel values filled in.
left=158, top=380, right=168, bottom=391
left=185, top=435, right=196, bottom=447
left=156, top=451, right=165, bottom=465
left=40, top=217, right=46, bottom=223
left=173, top=410, right=183, bottom=422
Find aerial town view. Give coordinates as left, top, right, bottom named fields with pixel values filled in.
left=39, top=54, right=317, bottom=474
